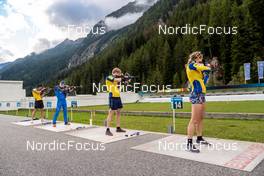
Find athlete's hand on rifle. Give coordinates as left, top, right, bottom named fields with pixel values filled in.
left=123, top=73, right=135, bottom=82
left=116, top=72, right=135, bottom=83
left=63, top=85, right=82, bottom=93
left=208, top=57, right=219, bottom=70
left=40, top=87, right=52, bottom=96
left=64, top=85, right=76, bottom=92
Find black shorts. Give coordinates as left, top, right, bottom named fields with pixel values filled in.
left=35, top=100, right=44, bottom=109
left=109, top=97, right=123, bottom=110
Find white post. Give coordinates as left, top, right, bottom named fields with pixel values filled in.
left=90, top=111, right=93, bottom=126
left=70, top=107, right=73, bottom=122
left=46, top=108, right=49, bottom=119
left=173, top=109, right=176, bottom=133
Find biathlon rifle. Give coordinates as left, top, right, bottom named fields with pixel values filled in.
left=39, top=87, right=52, bottom=97
left=60, top=85, right=82, bottom=90
left=115, top=72, right=136, bottom=84
left=62, top=85, right=83, bottom=96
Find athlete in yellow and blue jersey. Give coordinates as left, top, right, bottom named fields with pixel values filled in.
left=106, top=75, right=121, bottom=99
left=185, top=51, right=212, bottom=153
left=31, top=85, right=46, bottom=122
left=186, top=62, right=211, bottom=104
left=105, top=67, right=126, bottom=136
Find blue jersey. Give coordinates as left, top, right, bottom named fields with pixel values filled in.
left=54, top=86, right=67, bottom=101
left=186, top=63, right=211, bottom=94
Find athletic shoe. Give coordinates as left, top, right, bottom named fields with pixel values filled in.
left=187, top=144, right=200, bottom=153
left=196, top=138, right=211, bottom=146
left=116, top=128, right=126, bottom=133
left=105, top=129, right=113, bottom=136
left=53, top=124, right=56, bottom=127
left=65, top=122, right=71, bottom=126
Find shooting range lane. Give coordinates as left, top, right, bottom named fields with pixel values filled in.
left=34, top=122, right=92, bottom=132
left=131, top=134, right=264, bottom=172
left=1, top=114, right=264, bottom=175
left=66, top=127, right=148, bottom=144
left=13, top=119, right=52, bottom=126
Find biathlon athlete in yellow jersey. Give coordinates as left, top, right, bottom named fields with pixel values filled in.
left=186, top=51, right=212, bottom=153
left=105, top=68, right=126, bottom=136
left=32, top=85, right=46, bottom=122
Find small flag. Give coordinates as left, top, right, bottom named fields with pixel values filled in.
left=244, top=63, right=251, bottom=81
left=257, top=61, right=264, bottom=80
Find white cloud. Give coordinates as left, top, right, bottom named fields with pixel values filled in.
left=105, top=12, right=143, bottom=31
left=0, top=58, right=6, bottom=63
left=136, top=0, right=158, bottom=5
left=0, top=11, right=29, bottom=40
left=0, top=46, right=14, bottom=61
left=87, top=0, right=131, bottom=13
left=33, top=38, right=51, bottom=53
left=0, top=0, right=132, bottom=61
left=104, top=0, right=158, bottom=31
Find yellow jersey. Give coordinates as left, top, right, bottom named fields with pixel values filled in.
left=106, top=75, right=120, bottom=97
left=32, top=89, right=43, bottom=101
left=186, top=63, right=211, bottom=94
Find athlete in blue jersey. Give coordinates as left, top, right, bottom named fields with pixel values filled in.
left=185, top=51, right=213, bottom=153
left=52, top=81, right=75, bottom=127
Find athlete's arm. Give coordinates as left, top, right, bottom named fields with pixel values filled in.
left=107, top=75, right=121, bottom=83
left=32, top=88, right=41, bottom=94
left=54, top=86, right=60, bottom=96
left=203, top=70, right=210, bottom=84
left=114, top=78, right=122, bottom=82
left=189, top=63, right=211, bottom=72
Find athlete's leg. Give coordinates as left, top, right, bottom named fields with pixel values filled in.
left=105, top=109, right=115, bottom=136
left=187, top=104, right=202, bottom=152
left=196, top=103, right=211, bottom=145
left=116, top=109, right=126, bottom=132
left=40, top=109, right=45, bottom=119
left=107, top=109, right=115, bottom=128
left=31, top=109, right=36, bottom=120
left=116, top=109, right=121, bottom=127
left=196, top=103, right=205, bottom=136
left=53, top=101, right=62, bottom=124
left=187, top=104, right=202, bottom=138
left=62, top=101, right=68, bottom=124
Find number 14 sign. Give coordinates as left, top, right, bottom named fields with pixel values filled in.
left=170, top=96, right=183, bottom=133
left=171, top=96, right=183, bottom=110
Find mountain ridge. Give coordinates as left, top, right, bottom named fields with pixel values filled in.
left=67, top=0, right=157, bottom=68
left=0, top=62, right=10, bottom=70
left=64, top=0, right=263, bottom=94
left=0, top=0, right=158, bottom=94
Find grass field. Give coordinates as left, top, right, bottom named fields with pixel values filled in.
left=77, top=101, right=264, bottom=113
left=1, top=107, right=264, bottom=143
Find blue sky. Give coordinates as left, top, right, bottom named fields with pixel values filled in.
left=0, top=0, right=132, bottom=63
left=0, top=0, right=7, bottom=16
